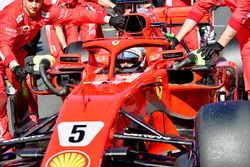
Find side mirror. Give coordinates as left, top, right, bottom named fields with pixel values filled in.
left=25, top=54, right=55, bottom=74
left=24, top=55, right=56, bottom=94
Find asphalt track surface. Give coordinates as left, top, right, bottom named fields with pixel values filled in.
left=5, top=5, right=241, bottom=129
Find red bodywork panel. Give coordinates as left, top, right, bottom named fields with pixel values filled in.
left=38, top=5, right=238, bottom=167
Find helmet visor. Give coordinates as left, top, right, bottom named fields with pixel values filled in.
left=116, top=51, right=142, bottom=68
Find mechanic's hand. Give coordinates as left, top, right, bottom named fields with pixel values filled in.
left=197, top=42, right=224, bottom=60
left=109, top=15, right=125, bottom=29
left=113, top=5, right=125, bottom=15
left=12, top=65, right=26, bottom=82
left=169, top=37, right=180, bottom=50
left=63, top=46, right=69, bottom=54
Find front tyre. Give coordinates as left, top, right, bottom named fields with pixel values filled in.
left=195, top=101, right=250, bottom=167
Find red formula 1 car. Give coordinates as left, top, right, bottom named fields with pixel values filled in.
left=1, top=0, right=250, bottom=167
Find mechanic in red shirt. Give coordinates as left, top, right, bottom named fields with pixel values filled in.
left=170, top=0, right=250, bottom=100
left=0, top=0, right=125, bottom=141
left=54, top=0, right=124, bottom=52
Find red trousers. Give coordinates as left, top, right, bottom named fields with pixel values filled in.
left=0, top=62, right=11, bottom=141
left=236, top=27, right=250, bottom=99
left=63, top=2, right=106, bottom=44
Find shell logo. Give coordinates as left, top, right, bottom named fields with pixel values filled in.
left=46, top=150, right=90, bottom=167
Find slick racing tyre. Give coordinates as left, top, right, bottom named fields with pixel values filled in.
left=195, top=101, right=250, bottom=167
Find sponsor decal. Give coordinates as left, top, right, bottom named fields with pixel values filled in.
left=14, top=25, right=31, bottom=35
left=156, top=77, right=163, bottom=99
left=0, top=51, right=5, bottom=61
left=86, top=5, right=96, bottom=12
left=115, top=73, right=142, bottom=82
left=112, top=40, right=120, bottom=45
left=5, top=27, right=16, bottom=36
left=149, top=53, right=161, bottom=62
left=83, top=73, right=142, bottom=84
left=19, top=25, right=30, bottom=35
left=41, top=11, right=50, bottom=18
left=58, top=8, right=67, bottom=19
left=0, top=134, right=48, bottom=146
left=46, top=150, right=90, bottom=167
left=16, top=14, right=24, bottom=24
left=123, top=132, right=171, bottom=140
left=57, top=121, right=104, bottom=147
left=51, top=0, right=57, bottom=5
left=243, top=13, right=250, bottom=24
left=87, top=24, right=96, bottom=36
left=166, top=0, right=172, bottom=6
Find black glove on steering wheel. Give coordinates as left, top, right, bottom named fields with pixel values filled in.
left=113, top=5, right=125, bottom=15
left=169, top=37, right=180, bottom=50
left=109, top=15, right=125, bottom=29
left=197, top=42, right=224, bottom=60
left=12, top=65, right=26, bottom=82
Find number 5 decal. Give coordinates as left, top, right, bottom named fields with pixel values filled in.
left=57, top=121, right=104, bottom=147
left=69, top=125, right=86, bottom=143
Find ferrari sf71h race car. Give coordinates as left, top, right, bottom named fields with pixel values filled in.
left=1, top=0, right=250, bottom=167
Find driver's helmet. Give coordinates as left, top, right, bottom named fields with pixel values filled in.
left=115, top=47, right=146, bottom=73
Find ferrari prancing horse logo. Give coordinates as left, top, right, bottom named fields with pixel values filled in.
left=156, top=77, right=163, bottom=99
left=112, top=40, right=120, bottom=45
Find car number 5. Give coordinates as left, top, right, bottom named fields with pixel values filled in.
left=58, top=121, right=104, bottom=147
left=69, top=125, right=87, bottom=143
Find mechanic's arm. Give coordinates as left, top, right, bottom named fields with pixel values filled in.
left=0, top=43, right=26, bottom=82
left=54, top=26, right=68, bottom=51
left=0, top=16, right=27, bottom=82
left=175, top=18, right=197, bottom=42
left=0, top=43, right=27, bottom=82
left=97, top=0, right=125, bottom=15
left=51, top=5, right=124, bottom=27
left=0, top=38, right=19, bottom=69
left=169, top=18, right=198, bottom=49
left=97, top=0, right=115, bottom=8
left=217, top=25, right=237, bottom=47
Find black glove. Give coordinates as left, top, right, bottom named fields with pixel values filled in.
left=109, top=15, right=125, bottom=29
left=169, top=37, right=180, bottom=50
left=113, top=5, right=125, bottom=15
left=63, top=46, right=69, bottom=54
left=197, top=42, right=224, bottom=60
left=12, top=65, right=26, bottom=82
